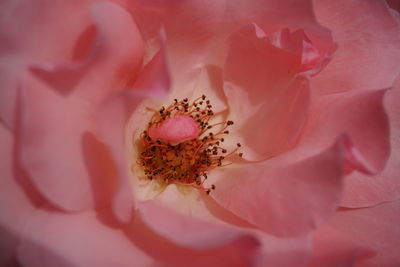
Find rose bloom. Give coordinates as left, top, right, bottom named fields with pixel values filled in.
left=1, top=0, right=400, bottom=266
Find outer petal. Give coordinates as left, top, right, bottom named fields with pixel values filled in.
left=300, top=89, right=390, bottom=176
left=210, top=137, right=346, bottom=237
left=29, top=1, right=144, bottom=102
left=309, top=200, right=400, bottom=267
left=0, top=0, right=97, bottom=130
left=312, top=0, right=400, bottom=94
left=17, top=209, right=155, bottom=267
left=223, top=24, right=309, bottom=160
left=17, top=1, right=144, bottom=213
left=340, top=83, right=400, bottom=207
left=0, top=125, right=43, bottom=266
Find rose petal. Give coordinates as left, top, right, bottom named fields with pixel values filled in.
left=210, top=136, right=346, bottom=237
left=300, top=89, right=390, bottom=176
left=138, top=200, right=260, bottom=251
left=310, top=200, right=400, bottom=267
left=127, top=212, right=260, bottom=267
left=29, top=1, right=144, bottom=102
left=309, top=225, right=375, bottom=267
left=340, top=84, right=400, bottom=207
left=223, top=24, right=310, bottom=160
left=256, top=233, right=312, bottom=267
left=0, top=125, right=43, bottom=266
left=95, top=39, right=171, bottom=222
left=17, top=209, right=155, bottom=267
left=313, top=0, right=400, bottom=94
left=17, top=1, right=145, bottom=214
left=129, top=0, right=225, bottom=95
left=0, top=0, right=97, bottom=130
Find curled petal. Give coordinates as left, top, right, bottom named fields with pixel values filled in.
left=300, top=89, right=390, bottom=176
left=340, top=82, right=400, bottom=207
left=224, top=24, right=310, bottom=160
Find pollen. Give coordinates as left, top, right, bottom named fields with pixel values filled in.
left=136, top=95, right=242, bottom=194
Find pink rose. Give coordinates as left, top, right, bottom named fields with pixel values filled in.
left=1, top=0, right=400, bottom=266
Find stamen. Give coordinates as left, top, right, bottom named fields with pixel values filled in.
left=136, top=95, right=242, bottom=194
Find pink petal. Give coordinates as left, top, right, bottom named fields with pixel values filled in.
left=0, top=0, right=97, bottom=130
left=224, top=0, right=335, bottom=56
left=96, top=91, right=146, bottom=223
left=310, top=200, right=400, bottom=267
left=96, top=40, right=171, bottom=223
left=29, top=1, right=144, bottom=102
left=223, top=24, right=310, bottom=160
left=256, top=233, right=312, bottom=267
left=128, top=212, right=259, bottom=267
left=0, top=125, right=43, bottom=266
left=129, top=0, right=225, bottom=94
left=300, top=89, right=390, bottom=176
left=17, top=81, right=96, bottom=211
left=17, top=1, right=145, bottom=214
left=308, top=226, right=375, bottom=267
left=313, top=0, right=400, bottom=94
left=340, top=83, right=400, bottom=207
left=17, top=209, right=155, bottom=267
left=138, top=201, right=260, bottom=251
left=210, top=136, right=346, bottom=237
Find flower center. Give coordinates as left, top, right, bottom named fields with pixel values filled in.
left=137, top=95, right=242, bottom=194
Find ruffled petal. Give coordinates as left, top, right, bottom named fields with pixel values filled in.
left=310, top=200, right=400, bottom=267
left=209, top=136, right=346, bottom=237
left=223, top=24, right=310, bottom=160
left=340, top=83, right=400, bottom=207
left=17, top=209, right=155, bottom=267
left=128, top=0, right=225, bottom=95
left=313, top=0, right=400, bottom=94
left=300, top=89, right=390, bottom=176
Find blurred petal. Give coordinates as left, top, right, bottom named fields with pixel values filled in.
left=0, top=0, right=97, bottom=130
left=308, top=225, right=374, bottom=267
left=17, top=1, right=145, bottom=214
left=313, top=0, right=400, bottom=94
left=210, top=136, right=346, bottom=237
left=29, top=1, right=144, bottom=102
left=0, top=125, right=43, bottom=266
left=310, top=200, right=400, bottom=267
left=17, top=209, right=155, bottom=267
